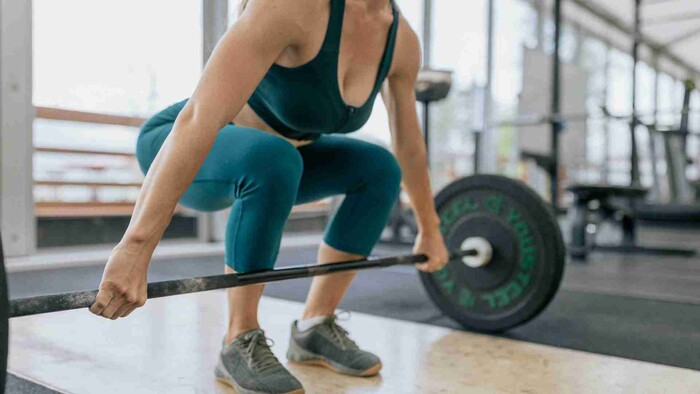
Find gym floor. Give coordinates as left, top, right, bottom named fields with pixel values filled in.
left=6, top=222, right=700, bottom=393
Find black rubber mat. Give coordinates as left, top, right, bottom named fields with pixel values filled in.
left=6, top=374, right=59, bottom=394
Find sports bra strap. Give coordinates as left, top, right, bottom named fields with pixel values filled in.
left=322, top=0, right=346, bottom=51
left=375, top=4, right=400, bottom=88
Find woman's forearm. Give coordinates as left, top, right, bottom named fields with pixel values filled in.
left=395, top=143, right=441, bottom=234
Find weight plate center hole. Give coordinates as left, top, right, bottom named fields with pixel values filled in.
left=460, top=237, right=494, bottom=268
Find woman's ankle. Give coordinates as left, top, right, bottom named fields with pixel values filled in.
left=226, top=324, right=261, bottom=344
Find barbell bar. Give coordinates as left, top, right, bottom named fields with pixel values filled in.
left=9, top=249, right=479, bottom=318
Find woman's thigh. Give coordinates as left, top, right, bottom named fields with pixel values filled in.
left=295, top=135, right=401, bottom=204
left=136, top=104, right=303, bottom=212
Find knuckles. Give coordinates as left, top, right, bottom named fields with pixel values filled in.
left=103, top=280, right=128, bottom=296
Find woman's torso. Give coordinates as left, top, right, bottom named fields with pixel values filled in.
left=233, top=0, right=399, bottom=147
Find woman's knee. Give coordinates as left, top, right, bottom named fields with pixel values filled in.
left=141, top=99, right=189, bottom=132
left=363, top=144, right=402, bottom=200
left=180, top=181, right=235, bottom=212
left=135, top=123, right=171, bottom=175
left=135, top=100, right=189, bottom=174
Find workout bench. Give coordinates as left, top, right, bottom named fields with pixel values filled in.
left=566, top=184, right=696, bottom=260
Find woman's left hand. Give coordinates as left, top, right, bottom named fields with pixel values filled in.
left=413, top=229, right=449, bottom=273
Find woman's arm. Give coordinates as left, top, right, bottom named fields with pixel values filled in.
left=90, top=0, right=310, bottom=319
left=381, top=18, right=448, bottom=272
left=127, top=0, right=305, bottom=247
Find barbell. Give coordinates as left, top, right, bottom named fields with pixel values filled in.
left=8, top=249, right=478, bottom=318
left=0, top=174, right=565, bottom=390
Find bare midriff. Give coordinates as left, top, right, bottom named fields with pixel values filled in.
left=233, top=104, right=315, bottom=148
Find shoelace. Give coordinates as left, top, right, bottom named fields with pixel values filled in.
left=238, top=332, right=282, bottom=373
left=324, top=312, right=359, bottom=350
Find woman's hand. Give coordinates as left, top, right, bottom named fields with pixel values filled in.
left=413, top=229, right=449, bottom=273
left=89, top=239, right=151, bottom=320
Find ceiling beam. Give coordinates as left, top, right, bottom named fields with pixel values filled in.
left=643, top=11, right=700, bottom=26
left=641, top=0, right=686, bottom=6
left=570, top=0, right=700, bottom=77
left=662, top=25, right=700, bottom=48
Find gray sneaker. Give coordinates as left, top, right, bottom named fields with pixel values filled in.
left=215, top=329, right=304, bottom=394
left=287, top=314, right=382, bottom=377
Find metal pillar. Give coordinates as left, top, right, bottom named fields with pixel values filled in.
left=550, top=0, right=563, bottom=208
left=203, top=0, right=229, bottom=63
left=200, top=0, right=229, bottom=242
left=422, top=0, right=432, bottom=66
left=0, top=0, right=36, bottom=257
left=570, top=24, right=583, bottom=65
left=648, top=54, right=662, bottom=200
left=479, top=0, right=496, bottom=174
left=422, top=0, right=433, bottom=163
left=535, top=0, right=546, bottom=49
left=629, top=0, right=642, bottom=186
left=601, top=43, right=611, bottom=183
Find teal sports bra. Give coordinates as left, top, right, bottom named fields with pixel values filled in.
left=247, top=0, right=399, bottom=141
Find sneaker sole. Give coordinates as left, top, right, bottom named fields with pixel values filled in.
left=287, top=339, right=382, bottom=377
left=291, top=358, right=382, bottom=377
left=214, top=360, right=305, bottom=394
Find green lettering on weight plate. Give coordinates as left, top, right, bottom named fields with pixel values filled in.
left=517, top=271, right=532, bottom=287
left=507, top=280, right=523, bottom=299
left=441, top=279, right=455, bottom=295
left=481, top=288, right=511, bottom=309
left=495, top=288, right=510, bottom=308
left=513, top=220, right=530, bottom=238
left=434, top=268, right=449, bottom=281
left=459, top=197, right=479, bottom=214
left=520, top=251, right=536, bottom=270
left=482, top=293, right=496, bottom=309
left=440, top=209, right=456, bottom=228
left=483, top=195, right=504, bottom=215
left=440, top=197, right=479, bottom=233
left=435, top=267, right=456, bottom=295
left=457, top=287, right=476, bottom=308
left=520, top=236, right=534, bottom=250
left=507, top=207, right=522, bottom=225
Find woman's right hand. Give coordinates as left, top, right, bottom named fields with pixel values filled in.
left=90, top=238, right=151, bottom=320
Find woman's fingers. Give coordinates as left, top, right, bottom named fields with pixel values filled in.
left=417, top=264, right=437, bottom=273
left=415, top=251, right=449, bottom=273
left=415, top=258, right=438, bottom=273
left=109, top=291, right=147, bottom=319
left=89, top=289, right=114, bottom=316
left=111, top=303, right=135, bottom=320
left=120, top=306, right=138, bottom=319
left=100, top=298, right=128, bottom=320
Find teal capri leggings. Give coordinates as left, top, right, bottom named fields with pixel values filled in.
left=136, top=99, right=402, bottom=273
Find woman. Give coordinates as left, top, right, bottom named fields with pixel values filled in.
left=91, top=0, right=448, bottom=392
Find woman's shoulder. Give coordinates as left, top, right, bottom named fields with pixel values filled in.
left=241, top=0, right=326, bottom=26
left=235, top=0, right=326, bottom=46
left=388, top=16, right=422, bottom=80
